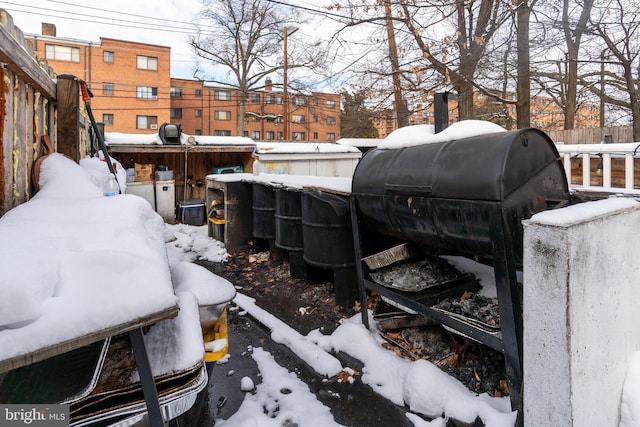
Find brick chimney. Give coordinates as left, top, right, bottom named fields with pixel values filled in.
left=265, top=77, right=272, bottom=92
left=42, top=23, right=56, bottom=37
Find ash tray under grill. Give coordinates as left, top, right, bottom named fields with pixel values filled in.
left=379, top=274, right=480, bottom=315
left=369, top=255, right=464, bottom=292
left=373, top=299, right=435, bottom=330
left=431, top=292, right=501, bottom=333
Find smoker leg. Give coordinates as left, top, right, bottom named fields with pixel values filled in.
left=490, top=209, right=523, bottom=423
left=349, top=195, right=369, bottom=329
left=129, top=327, right=164, bottom=427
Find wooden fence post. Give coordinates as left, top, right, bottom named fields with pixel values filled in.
left=56, top=74, right=81, bottom=162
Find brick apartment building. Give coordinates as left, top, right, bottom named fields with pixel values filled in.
left=29, top=23, right=171, bottom=134
left=373, top=91, right=601, bottom=138
left=27, top=24, right=341, bottom=141
left=170, top=77, right=341, bottom=142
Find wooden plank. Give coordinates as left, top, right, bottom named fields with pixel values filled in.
left=56, top=76, right=81, bottom=162
left=0, top=306, right=179, bottom=374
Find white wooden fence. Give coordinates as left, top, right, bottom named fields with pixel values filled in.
left=555, top=142, right=640, bottom=191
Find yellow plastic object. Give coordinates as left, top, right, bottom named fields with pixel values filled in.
left=208, top=217, right=226, bottom=225
left=202, top=308, right=229, bottom=362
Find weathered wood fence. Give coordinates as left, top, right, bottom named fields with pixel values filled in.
left=0, top=9, right=88, bottom=216
left=547, top=126, right=635, bottom=145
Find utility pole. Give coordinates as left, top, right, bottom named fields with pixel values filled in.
left=600, top=49, right=605, bottom=128
left=283, top=27, right=289, bottom=141
left=384, top=0, right=409, bottom=129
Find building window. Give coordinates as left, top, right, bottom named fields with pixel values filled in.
left=103, top=51, right=114, bottom=63
left=292, top=132, right=305, bottom=140
left=313, top=115, right=319, bottom=123
left=266, top=131, right=275, bottom=140
left=214, top=130, right=232, bottom=136
left=327, top=100, right=336, bottom=108
left=292, top=97, right=305, bottom=106
left=136, top=115, right=158, bottom=129
left=327, top=132, right=336, bottom=141
left=215, top=110, right=232, bottom=120
left=195, top=88, right=202, bottom=97
left=214, top=90, right=231, bottom=101
left=276, top=96, right=283, bottom=105
left=251, top=94, right=260, bottom=103
left=326, top=116, right=336, bottom=125
left=195, top=109, right=202, bottom=117
left=313, top=132, right=318, bottom=139
left=137, top=86, right=158, bottom=99
left=266, top=95, right=275, bottom=104
left=277, top=131, right=283, bottom=140
left=137, top=55, right=158, bottom=70
left=252, top=131, right=260, bottom=139
left=293, top=115, right=305, bottom=124
left=313, top=98, right=319, bottom=106
left=102, top=114, right=114, bottom=125
left=195, top=129, right=202, bottom=135
left=45, top=44, right=80, bottom=62
left=170, top=87, right=182, bottom=97
left=170, top=108, right=182, bottom=119
left=103, top=83, right=114, bottom=96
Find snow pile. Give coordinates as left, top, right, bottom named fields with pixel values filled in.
left=165, top=223, right=229, bottom=263
left=311, top=320, right=516, bottom=426
left=171, top=262, right=236, bottom=306
left=378, top=120, right=506, bottom=149
left=530, top=197, right=639, bottom=226
left=0, top=153, right=177, bottom=360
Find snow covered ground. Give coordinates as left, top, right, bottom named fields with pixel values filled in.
left=165, top=224, right=517, bottom=427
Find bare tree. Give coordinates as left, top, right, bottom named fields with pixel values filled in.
left=561, top=0, right=595, bottom=129
left=587, top=0, right=640, bottom=140
left=190, top=0, right=320, bottom=135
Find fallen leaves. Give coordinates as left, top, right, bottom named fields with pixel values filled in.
left=336, top=367, right=360, bottom=384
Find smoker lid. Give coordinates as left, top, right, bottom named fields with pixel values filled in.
left=352, top=128, right=563, bottom=202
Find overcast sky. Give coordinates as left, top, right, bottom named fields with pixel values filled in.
left=3, top=0, right=356, bottom=87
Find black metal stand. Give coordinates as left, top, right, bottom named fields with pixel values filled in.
left=350, top=195, right=523, bottom=424
left=129, top=327, right=164, bottom=427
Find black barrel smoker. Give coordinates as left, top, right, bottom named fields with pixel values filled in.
left=350, top=128, right=570, bottom=418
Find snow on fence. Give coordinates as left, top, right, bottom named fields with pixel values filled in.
left=555, top=142, right=640, bottom=191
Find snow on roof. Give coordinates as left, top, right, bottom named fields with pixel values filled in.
left=105, top=132, right=255, bottom=146
left=378, top=120, right=506, bottom=149
left=336, top=138, right=382, bottom=148
left=255, top=142, right=360, bottom=155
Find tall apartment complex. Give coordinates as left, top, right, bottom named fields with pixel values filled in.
left=27, top=24, right=341, bottom=141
